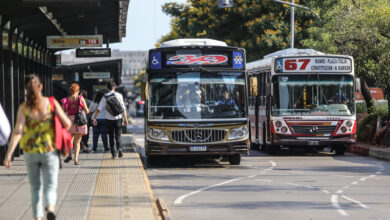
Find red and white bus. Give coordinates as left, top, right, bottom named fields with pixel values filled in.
left=247, top=49, right=357, bottom=155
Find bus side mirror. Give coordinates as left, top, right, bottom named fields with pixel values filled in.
left=355, top=78, right=361, bottom=92
left=141, top=81, right=148, bottom=101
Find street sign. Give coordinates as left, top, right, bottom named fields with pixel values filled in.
left=47, top=35, right=103, bottom=49
left=83, top=72, right=111, bottom=79
left=76, top=48, right=111, bottom=58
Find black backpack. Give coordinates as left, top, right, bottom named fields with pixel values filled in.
left=105, top=93, right=124, bottom=116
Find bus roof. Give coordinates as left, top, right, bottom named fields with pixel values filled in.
left=247, top=48, right=325, bottom=71
left=160, top=38, right=228, bottom=48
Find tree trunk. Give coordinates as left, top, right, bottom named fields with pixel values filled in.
left=386, top=86, right=390, bottom=120
left=361, top=79, right=373, bottom=113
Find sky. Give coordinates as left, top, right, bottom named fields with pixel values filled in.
left=109, top=0, right=187, bottom=51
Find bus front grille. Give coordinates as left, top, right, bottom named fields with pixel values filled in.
left=171, top=129, right=227, bottom=143
left=291, top=125, right=337, bottom=135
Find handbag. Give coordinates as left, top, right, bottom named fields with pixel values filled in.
left=49, top=97, right=73, bottom=157
left=75, top=97, right=88, bottom=126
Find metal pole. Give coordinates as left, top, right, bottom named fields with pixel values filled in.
left=290, top=0, right=294, bottom=48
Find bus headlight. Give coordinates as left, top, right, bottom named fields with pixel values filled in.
left=148, top=128, right=169, bottom=141
left=228, top=126, right=248, bottom=140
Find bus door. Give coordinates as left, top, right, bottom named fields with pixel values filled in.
left=265, top=72, right=272, bottom=144
left=258, top=72, right=266, bottom=145
left=249, top=75, right=258, bottom=143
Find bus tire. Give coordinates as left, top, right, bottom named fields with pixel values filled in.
left=266, top=144, right=279, bottom=155
left=146, top=155, right=159, bottom=167
left=334, top=145, right=346, bottom=155
left=229, top=154, right=241, bottom=165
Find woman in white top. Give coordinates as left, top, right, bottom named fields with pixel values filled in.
left=89, top=91, right=109, bottom=152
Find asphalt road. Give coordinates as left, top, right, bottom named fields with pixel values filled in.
left=128, top=118, right=390, bottom=220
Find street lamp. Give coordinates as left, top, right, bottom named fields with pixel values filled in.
left=269, top=0, right=321, bottom=48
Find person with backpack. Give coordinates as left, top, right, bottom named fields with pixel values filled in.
left=93, top=81, right=128, bottom=159
left=3, top=74, right=71, bottom=220
left=61, top=83, right=90, bottom=165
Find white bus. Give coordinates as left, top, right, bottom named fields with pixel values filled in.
left=247, top=49, right=357, bottom=155
left=143, top=39, right=248, bottom=165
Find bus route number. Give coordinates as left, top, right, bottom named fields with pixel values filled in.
left=285, top=59, right=310, bottom=71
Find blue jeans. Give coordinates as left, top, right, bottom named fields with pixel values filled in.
left=93, top=119, right=108, bottom=150
left=24, top=151, right=59, bottom=218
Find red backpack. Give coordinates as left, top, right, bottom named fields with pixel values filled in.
left=49, top=97, right=73, bottom=157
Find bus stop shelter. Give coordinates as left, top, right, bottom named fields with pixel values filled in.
left=0, top=0, right=129, bottom=161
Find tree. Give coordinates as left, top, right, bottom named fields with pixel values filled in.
left=160, top=0, right=318, bottom=61
left=302, top=0, right=390, bottom=117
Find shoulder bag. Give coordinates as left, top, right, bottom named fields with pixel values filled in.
left=49, top=97, right=73, bottom=157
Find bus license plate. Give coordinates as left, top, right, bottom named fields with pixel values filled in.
left=190, top=146, right=207, bottom=152
left=309, top=141, right=319, bottom=146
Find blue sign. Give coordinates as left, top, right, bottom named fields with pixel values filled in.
left=232, top=51, right=244, bottom=69
left=275, top=58, right=284, bottom=73
left=150, top=52, right=162, bottom=69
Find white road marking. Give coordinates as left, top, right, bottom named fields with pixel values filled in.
left=286, top=183, right=300, bottom=186
left=331, top=195, right=349, bottom=216
left=173, top=161, right=276, bottom=204
left=341, top=195, right=369, bottom=209
left=174, top=177, right=244, bottom=204
left=255, top=179, right=272, bottom=182
left=352, top=181, right=358, bottom=185
left=343, top=185, right=350, bottom=189
left=337, top=190, right=343, bottom=194
left=321, top=190, right=330, bottom=194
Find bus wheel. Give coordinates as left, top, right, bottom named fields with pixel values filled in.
left=229, top=154, right=241, bottom=165
left=334, top=145, right=346, bottom=155
left=266, top=144, right=279, bottom=155
left=146, top=155, right=159, bottom=167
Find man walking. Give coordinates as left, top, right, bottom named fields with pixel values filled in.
left=93, top=81, right=128, bottom=159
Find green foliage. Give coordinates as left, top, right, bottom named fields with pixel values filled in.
left=160, top=0, right=318, bottom=61
left=356, top=102, right=367, bottom=114
left=357, top=113, right=377, bottom=142
left=131, top=69, right=146, bottom=91
left=302, top=0, right=390, bottom=113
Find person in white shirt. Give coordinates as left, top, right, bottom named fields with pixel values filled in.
left=93, top=81, right=128, bottom=159
left=89, top=91, right=109, bottom=153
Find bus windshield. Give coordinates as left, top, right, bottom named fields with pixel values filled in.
left=272, top=75, right=355, bottom=116
left=149, top=72, right=246, bottom=120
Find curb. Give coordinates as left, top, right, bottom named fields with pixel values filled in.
left=348, top=144, right=390, bottom=161
left=156, top=198, right=172, bottom=220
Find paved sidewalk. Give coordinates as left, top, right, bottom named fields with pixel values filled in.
left=348, top=142, right=390, bottom=161
left=0, top=134, right=159, bottom=220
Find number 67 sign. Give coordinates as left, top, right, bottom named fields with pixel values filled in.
left=275, top=57, right=352, bottom=73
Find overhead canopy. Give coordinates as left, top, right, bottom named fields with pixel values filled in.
left=0, top=0, right=129, bottom=51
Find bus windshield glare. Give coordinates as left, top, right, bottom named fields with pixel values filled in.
left=272, top=75, right=354, bottom=116
left=149, top=72, right=246, bottom=120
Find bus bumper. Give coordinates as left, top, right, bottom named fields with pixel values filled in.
left=146, top=139, right=249, bottom=156
left=273, top=134, right=356, bottom=146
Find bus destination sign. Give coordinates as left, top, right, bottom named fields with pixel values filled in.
left=76, top=48, right=111, bottom=58
left=275, top=57, right=352, bottom=73
left=166, top=54, right=228, bottom=65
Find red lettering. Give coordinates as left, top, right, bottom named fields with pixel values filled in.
left=285, top=59, right=297, bottom=70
